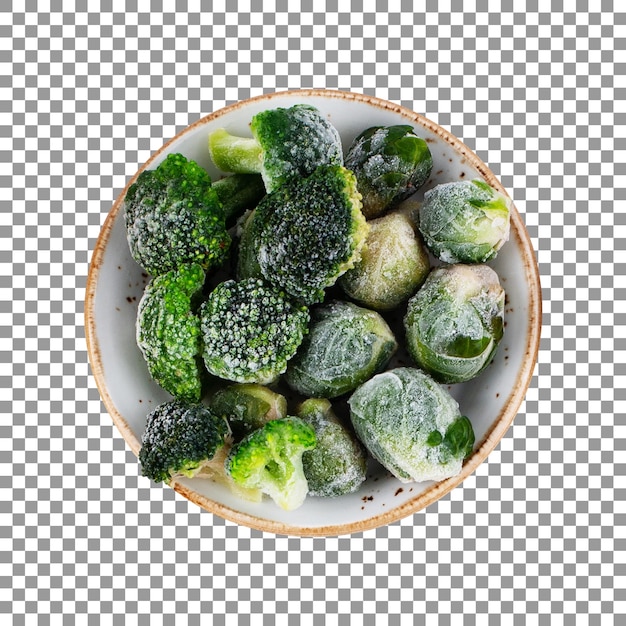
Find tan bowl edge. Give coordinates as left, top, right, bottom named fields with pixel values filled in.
left=85, top=88, right=542, bottom=537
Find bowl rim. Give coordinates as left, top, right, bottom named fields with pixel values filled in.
left=85, top=88, right=542, bottom=536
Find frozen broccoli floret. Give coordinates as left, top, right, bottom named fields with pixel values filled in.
left=285, top=300, right=397, bottom=398
left=136, top=263, right=206, bottom=402
left=297, top=398, right=367, bottom=497
left=418, top=179, right=511, bottom=263
left=348, top=368, right=475, bottom=483
left=225, top=417, right=317, bottom=510
left=404, top=264, right=505, bottom=384
left=208, top=383, right=288, bottom=439
left=124, top=153, right=230, bottom=276
left=344, top=125, right=433, bottom=219
left=248, top=164, right=368, bottom=304
left=199, top=278, right=310, bottom=385
left=212, top=173, right=266, bottom=226
left=339, top=212, right=430, bottom=310
left=208, top=104, right=343, bottom=193
left=138, top=399, right=230, bottom=483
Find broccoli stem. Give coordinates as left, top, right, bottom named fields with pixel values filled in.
left=209, top=128, right=263, bottom=175
left=212, top=173, right=266, bottom=225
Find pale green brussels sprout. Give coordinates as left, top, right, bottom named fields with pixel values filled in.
left=285, top=300, right=398, bottom=398
left=418, top=179, right=511, bottom=263
left=348, top=368, right=475, bottom=483
left=339, top=212, right=430, bottom=311
left=404, top=264, right=505, bottom=384
left=208, top=383, right=288, bottom=440
left=297, top=398, right=367, bottom=497
left=344, top=125, right=433, bottom=219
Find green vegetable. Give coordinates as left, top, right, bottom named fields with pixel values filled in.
left=225, top=417, right=317, bottom=510
left=249, top=164, right=368, bottom=304
left=235, top=209, right=263, bottom=281
left=344, top=125, right=433, bottom=219
left=138, top=399, right=230, bottom=483
left=404, top=264, right=505, bottom=383
left=199, top=278, right=310, bottom=384
left=208, top=104, right=343, bottom=192
left=124, top=153, right=230, bottom=276
left=285, top=300, right=397, bottom=398
left=418, top=178, right=511, bottom=263
left=348, top=368, right=475, bottom=483
left=297, top=398, right=367, bottom=497
left=136, top=263, right=206, bottom=402
left=212, top=173, right=266, bottom=226
left=339, top=212, right=430, bottom=310
left=208, top=383, right=288, bottom=439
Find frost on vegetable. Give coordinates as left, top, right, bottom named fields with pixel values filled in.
left=208, top=104, right=344, bottom=193
left=124, top=153, right=230, bottom=276
left=285, top=300, right=398, bottom=398
left=348, top=368, right=475, bottom=483
left=199, top=278, right=310, bottom=385
left=404, top=264, right=505, bottom=384
left=252, top=164, right=369, bottom=305
left=138, top=399, right=230, bottom=484
left=344, top=125, right=433, bottom=219
left=418, top=179, right=511, bottom=263
left=297, top=398, right=367, bottom=497
left=225, top=417, right=317, bottom=511
left=208, top=383, right=288, bottom=439
left=136, top=263, right=206, bottom=403
left=339, top=212, right=430, bottom=311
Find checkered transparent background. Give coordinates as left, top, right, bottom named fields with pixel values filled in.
left=2, top=1, right=624, bottom=623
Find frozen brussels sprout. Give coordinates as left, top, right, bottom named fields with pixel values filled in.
left=418, top=179, right=511, bottom=263
left=339, top=212, right=430, bottom=310
left=348, top=368, right=475, bottom=483
left=297, top=398, right=367, bottom=497
left=344, top=125, right=433, bottom=219
left=404, top=264, right=505, bottom=384
left=285, top=300, right=397, bottom=398
left=208, top=383, right=288, bottom=439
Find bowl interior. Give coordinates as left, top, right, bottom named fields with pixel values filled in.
left=85, top=90, right=541, bottom=536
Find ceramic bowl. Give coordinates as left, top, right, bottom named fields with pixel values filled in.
left=85, top=89, right=541, bottom=536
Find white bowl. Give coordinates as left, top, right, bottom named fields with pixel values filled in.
left=85, top=89, right=541, bottom=536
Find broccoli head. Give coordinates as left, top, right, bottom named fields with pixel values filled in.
left=297, top=398, right=367, bottom=498
left=344, top=125, right=433, bottom=219
left=138, top=399, right=230, bottom=484
left=249, top=164, right=369, bottom=304
left=208, top=104, right=343, bottom=192
left=124, top=153, right=231, bottom=276
left=136, top=263, right=206, bottom=402
left=199, top=278, right=310, bottom=384
left=225, top=417, right=317, bottom=511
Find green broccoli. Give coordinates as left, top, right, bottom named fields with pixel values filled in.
left=285, top=300, right=398, bottom=399
left=208, top=383, right=288, bottom=439
left=297, top=399, right=367, bottom=497
left=136, top=263, right=206, bottom=402
left=124, top=153, right=231, bottom=276
left=247, top=164, right=368, bottom=304
left=208, top=104, right=343, bottom=192
left=344, top=124, right=433, bottom=218
left=212, top=173, right=266, bottom=226
left=138, top=399, right=230, bottom=483
left=199, top=278, right=310, bottom=384
left=225, top=417, right=317, bottom=511
left=235, top=209, right=264, bottom=281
